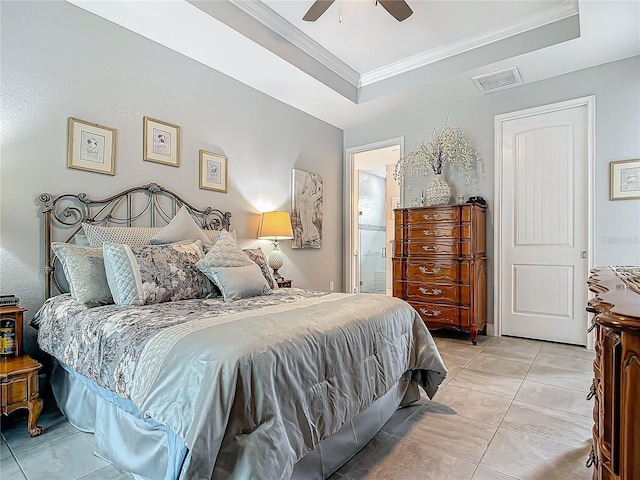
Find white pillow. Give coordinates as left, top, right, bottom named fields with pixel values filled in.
left=83, top=223, right=163, bottom=247
left=150, top=206, right=212, bottom=247
left=199, top=264, right=271, bottom=301
left=197, top=230, right=253, bottom=270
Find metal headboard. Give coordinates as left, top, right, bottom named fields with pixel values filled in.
left=40, top=183, right=232, bottom=299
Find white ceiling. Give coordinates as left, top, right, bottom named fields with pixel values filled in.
left=68, top=0, right=640, bottom=130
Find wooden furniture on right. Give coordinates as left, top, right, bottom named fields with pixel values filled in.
left=586, top=266, right=640, bottom=480
left=276, top=278, right=292, bottom=288
left=392, top=204, right=487, bottom=344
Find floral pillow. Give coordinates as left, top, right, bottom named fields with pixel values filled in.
left=243, top=247, right=278, bottom=289
left=103, top=241, right=213, bottom=306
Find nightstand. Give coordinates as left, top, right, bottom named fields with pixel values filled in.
left=1, top=355, right=43, bottom=437
left=276, top=279, right=292, bottom=288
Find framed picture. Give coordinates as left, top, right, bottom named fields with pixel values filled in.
left=143, top=116, right=180, bottom=167
left=67, top=117, right=116, bottom=175
left=199, top=150, right=228, bottom=193
left=610, top=159, right=640, bottom=200
left=291, top=169, right=323, bottom=249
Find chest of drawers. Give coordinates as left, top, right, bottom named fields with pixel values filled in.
left=392, top=204, right=487, bottom=344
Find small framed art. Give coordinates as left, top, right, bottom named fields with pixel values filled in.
left=143, top=116, right=180, bottom=167
left=67, top=117, right=116, bottom=175
left=199, top=150, right=228, bottom=193
left=610, top=159, right=640, bottom=200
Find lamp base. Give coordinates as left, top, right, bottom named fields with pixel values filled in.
left=271, top=269, right=283, bottom=280
left=268, top=242, right=285, bottom=281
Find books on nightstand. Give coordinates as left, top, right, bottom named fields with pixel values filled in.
left=0, top=295, right=20, bottom=307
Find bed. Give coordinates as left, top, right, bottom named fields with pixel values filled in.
left=34, top=183, right=447, bottom=480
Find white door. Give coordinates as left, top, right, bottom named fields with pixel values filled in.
left=497, top=98, right=593, bottom=345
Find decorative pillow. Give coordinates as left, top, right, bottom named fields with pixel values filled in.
left=243, top=247, right=278, bottom=289
left=103, top=241, right=213, bottom=306
left=51, top=243, right=113, bottom=307
left=150, top=206, right=212, bottom=247
left=74, top=233, right=90, bottom=246
left=199, top=264, right=271, bottom=301
left=83, top=223, right=163, bottom=247
left=202, top=229, right=220, bottom=246
left=197, top=230, right=253, bottom=272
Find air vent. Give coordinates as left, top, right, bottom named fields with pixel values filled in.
left=473, top=66, right=523, bottom=94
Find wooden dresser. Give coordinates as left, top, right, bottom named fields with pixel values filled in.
left=392, top=204, right=487, bottom=344
left=587, top=266, right=640, bottom=480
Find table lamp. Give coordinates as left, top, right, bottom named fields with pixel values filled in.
left=257, top=211, right=294, bottom=280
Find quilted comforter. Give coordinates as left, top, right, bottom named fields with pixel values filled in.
left=35, top=289, right=446, bottom=480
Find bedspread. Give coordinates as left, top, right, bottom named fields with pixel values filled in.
left=36, top=290, right=446, bottom=480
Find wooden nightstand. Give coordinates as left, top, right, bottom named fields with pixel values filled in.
left=276, top=279, right=292, bottom=288
left=1, top=355, right=43, bottom=437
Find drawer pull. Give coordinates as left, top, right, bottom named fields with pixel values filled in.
left=422, top=229, right=442, bottom=236
left=419, top=287, right=442, bottom=296
left=419, top=266, right=441, bottom=275
left=422, top=213, right=440, bottom=220
left=421, top=245, right=441, bottom=252
left=419, top=308, right=442, bottom=317
left=587, top=317, right=597, bottom=333
left=585, top=445, right=596, bottom=468
left=586, top=379, right=596, bottom=400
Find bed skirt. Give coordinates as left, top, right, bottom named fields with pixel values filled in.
left=51, top=360, right=409, bottom=480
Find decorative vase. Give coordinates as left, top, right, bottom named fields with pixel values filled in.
left=425, top=174, right=452, bottom=205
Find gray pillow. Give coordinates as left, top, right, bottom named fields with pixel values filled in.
left=103, top=241, right=213, bottom=306
left=51, top=243, right=113, bottom=307
left=150, top=206, right=212, bottom=247
left=198, top=263, right=271, bottom=301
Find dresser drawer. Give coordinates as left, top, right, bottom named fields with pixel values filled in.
left=407, top=224, right=459, bottom=239
left=410, top=302, right=459, bottom=326
left=405, top=260, right=460, bottom=282
left=406, top=240, right=459, bottom=256
left=406, top=282, right=469, bottom=304
left=408, top=208, right=459, bottom=224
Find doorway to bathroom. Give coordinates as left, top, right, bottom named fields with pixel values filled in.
left=344, top=138, right=403, bottom=295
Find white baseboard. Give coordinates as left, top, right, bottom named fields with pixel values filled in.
left=485, top=324, right=495, bottom=337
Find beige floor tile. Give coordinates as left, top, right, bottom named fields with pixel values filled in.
left=449, top=369, right=524, bottom=399
left=538, top=342, right=595, bottom=361
left=467, top=354, right=531, bottom=379
left=436, top=341, right=483, bottom=360
left=346, top=434, right=477, bottom=480
left=80, top=464, right=133, bottom=479
left=379, top=403, right=423, bottom=434
left=440, top=352, right=475, bottom=368
left=501, top=401, right=592, bottom=447
left=0, top=454, right=27, bottom=480
left=532, top=352, right=593, bottom=374
left=393, top=407, right=497, bottom=463
left=439, top=365, right=462, bottom=386
left=471, top=466, right=519, bottom=480
left=427, top=384, right=511, bottom=425
left=480, top=428, right=592, bottom=480
left=2, top=408, right=79, bottom=455
left=514, top=381, right=593, bottom=417
left=480, top=343, right=541, bottom=364
left=0, top=438, right=11, bottom=461
left=525, top=364, right=593, bottom=392
left=337, top=431, right=390, bottom=475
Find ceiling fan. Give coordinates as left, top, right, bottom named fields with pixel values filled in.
left=303, top=0, right=413, bottom=22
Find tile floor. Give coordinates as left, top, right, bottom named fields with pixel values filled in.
left=1, top=334, right=595, bottom=480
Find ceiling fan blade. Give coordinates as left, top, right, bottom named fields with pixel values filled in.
left=303, top=0, right=336, bottom=21
left=378, top=0, right=413, bottom=22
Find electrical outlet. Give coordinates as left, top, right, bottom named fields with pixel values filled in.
left=329, top=281, right=334, bottom=291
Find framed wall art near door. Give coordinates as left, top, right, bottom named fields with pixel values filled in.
left=143, top=116, right=180, bottom=167
left=67, top=117, right=116, bottom=175
left=291, top=169, right=323, bottom=249
left=610, top=158, right=640, bottom=200
left=199, top=150, right=228, bottom=193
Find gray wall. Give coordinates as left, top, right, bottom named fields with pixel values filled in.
left=345, top=56, right=640, bottom=326
left=0, top=1, right=343, bottom=356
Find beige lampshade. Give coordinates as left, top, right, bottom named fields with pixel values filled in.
left=258, top=211, right=293, bottom=241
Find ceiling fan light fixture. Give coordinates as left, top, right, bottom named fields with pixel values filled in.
left=472, top=66, right=523, bottom=94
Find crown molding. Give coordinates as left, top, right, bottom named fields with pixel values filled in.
left=230, top=0, right=361, bottom=87
left=359, top=1, right=578, bottom=86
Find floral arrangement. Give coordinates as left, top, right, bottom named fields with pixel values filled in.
left=394, top=124, right=481, bottom=185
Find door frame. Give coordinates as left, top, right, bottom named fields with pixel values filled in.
left=344, top=137, right=404, bottom=293
left=494, top=96, right=596, bottom=348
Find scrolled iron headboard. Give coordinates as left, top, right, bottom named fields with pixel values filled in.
left=40, top=183, right=232, bottom=299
